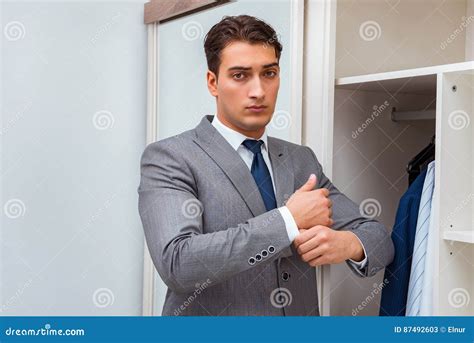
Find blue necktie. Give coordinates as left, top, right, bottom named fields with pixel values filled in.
left=242, top=139, right=277, bottom=211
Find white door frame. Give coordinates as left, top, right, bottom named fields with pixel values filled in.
left=301, top=0, right=338, bottom=317
left=142, top=22, right=159, bottom=316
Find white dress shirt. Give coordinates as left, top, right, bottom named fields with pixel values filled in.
left=212, top=115, right=367, bottom=270
left=212, top=115, right=299, bottom=242
left=407, top=160, right=435, bottom=315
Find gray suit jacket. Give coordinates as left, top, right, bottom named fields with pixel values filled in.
left=138, top=115, right=394, bottom=316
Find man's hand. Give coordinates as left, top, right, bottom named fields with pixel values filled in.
left=293, top=225, right=365, bottom=267
left=286, top=174, right=333, bottom=230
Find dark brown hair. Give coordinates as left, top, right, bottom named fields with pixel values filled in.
left=204, top=15, right=283, bottom=77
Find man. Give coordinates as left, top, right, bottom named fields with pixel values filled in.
left=138, top=15, right=394, bottom=316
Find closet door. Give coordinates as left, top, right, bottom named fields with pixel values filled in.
left=144, top=0, right=304, bottom=315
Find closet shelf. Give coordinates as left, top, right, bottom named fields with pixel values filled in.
left=443, top=231, right=474, bottom=244
left=335, top=61, right=474, bottom=94
left=391, top=109, right=436, bottom=121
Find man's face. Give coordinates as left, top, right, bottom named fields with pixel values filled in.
left=207, top=40, right=280, bottom=139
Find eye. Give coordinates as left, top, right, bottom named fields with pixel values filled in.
left=232, top=72, right=246, bottom=80
left=264, top=70, right=278, bottom=78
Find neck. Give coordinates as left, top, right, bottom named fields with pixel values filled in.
left=216, top=113, right=264, bottom=140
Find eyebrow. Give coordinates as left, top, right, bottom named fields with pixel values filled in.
left=227, top=62, right=279, bottom=71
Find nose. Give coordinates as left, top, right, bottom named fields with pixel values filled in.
left=248, top=77, right=265, bottom=100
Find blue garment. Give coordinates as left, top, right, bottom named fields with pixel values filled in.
left=379, top=169, right=427, bottom=316
left=242, top=139, right=277, bottom=211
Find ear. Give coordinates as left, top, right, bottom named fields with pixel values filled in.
left=207, top=70, right=218, bottom=97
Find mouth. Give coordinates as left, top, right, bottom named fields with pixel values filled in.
left=246, top=105, right=267, bottom=113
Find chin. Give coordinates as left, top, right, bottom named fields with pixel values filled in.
left=242, top=115, right=271, bottom=131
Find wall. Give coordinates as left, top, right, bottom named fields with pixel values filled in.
left=336, top=0, right=468, bottom=78
left=1, top=0, right=147, bottom=315
left=466, top=0, right=474, bottom=60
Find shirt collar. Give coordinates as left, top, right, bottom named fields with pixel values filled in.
left=211, top=115, right=269, bottom=152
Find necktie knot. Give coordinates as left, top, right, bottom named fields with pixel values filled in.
left=242, top=139, right=264, bottom=155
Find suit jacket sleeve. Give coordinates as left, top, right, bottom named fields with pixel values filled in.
left=138, top=141, right=292, bottom=294
left=305, top=147, right=395, bottom=278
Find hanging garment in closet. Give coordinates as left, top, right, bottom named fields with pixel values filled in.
left=379, top=168, right=427, bottom=316
left=420, top=192, right=436, bottom=316
left=407, top=137, right=435, bottom=186
left=406, top=161, right=435, bottom=316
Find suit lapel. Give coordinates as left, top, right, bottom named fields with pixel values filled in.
left=268, top=136, right=296, bottom=257
left=193, top=115, right=267, bottom=217
left=193, top=116, right=297, bottom=257
left=268, top=136, right=295, bottom=208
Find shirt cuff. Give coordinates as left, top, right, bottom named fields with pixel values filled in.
left=348, top=234, right=368, bottom=270
left=278, top=206, right=299, bottom=242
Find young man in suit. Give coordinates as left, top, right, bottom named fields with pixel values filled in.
left=138, top=15, right=394, bottom=316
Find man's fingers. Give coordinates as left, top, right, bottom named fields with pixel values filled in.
left=294, top=226, right=324, bottom=250
left=301, top=244, right=326, bottom=263
left=297, top=235, right=320, bottom=255
left=293, top=228, right=314, bottom=248
left=297, top=174, right=317, bottom=192
left=328, top=218, right=334, bottom=227
left=308, top=255, right=327, bottom=267
left=320, top=188, right=330, bottom=197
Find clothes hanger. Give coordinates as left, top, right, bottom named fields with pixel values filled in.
left=406, top=135, right=435, bottom=186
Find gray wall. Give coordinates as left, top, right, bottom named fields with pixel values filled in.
left=1, top=0, right=147, bottom=315
left=336, top=0, right=468, bottom=78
